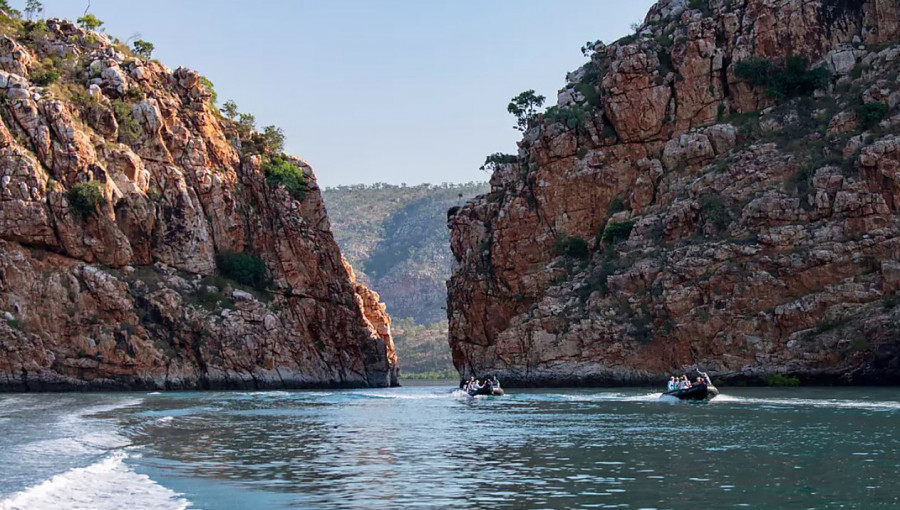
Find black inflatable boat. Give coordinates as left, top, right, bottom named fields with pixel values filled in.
left=662, top=384, right=719, bottom=401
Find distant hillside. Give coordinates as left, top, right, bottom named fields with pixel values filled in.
left=324, top=182, right=488, bottom=375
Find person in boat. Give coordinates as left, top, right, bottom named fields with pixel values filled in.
left=700, top=371, right=712, bottom=386
left=682, top=375, right=692, bottom=389
left=696, top=376, right=706, bottom=386
left=492, top=375, right=500, bottom=389
left=666, top=376, right=677, bottom=391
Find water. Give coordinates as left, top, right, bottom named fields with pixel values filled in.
left=1, top=384, right=899, bottom=509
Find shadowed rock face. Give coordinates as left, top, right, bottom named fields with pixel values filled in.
left=448, top=0, right=900, bottom=386
left=0, top=18, right=397, bottom=390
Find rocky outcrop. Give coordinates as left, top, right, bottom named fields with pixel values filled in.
left=448, top=0, right=900, bottom=386
left=0, top=17, right=397, bottom=390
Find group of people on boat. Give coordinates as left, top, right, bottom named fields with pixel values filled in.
left=460, top=375, right=501, bottom=395
left=666, top=372, right=712, bottom=392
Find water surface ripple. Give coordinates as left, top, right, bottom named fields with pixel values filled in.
left=1, top=385, right=899, bottom=509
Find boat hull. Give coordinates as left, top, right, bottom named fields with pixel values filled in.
left=662, top=384, right=718, bottom=400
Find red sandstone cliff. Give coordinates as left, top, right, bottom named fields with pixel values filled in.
left=0, top=17, right=397, bottom=390
left=448, top=0, right=900, bottom=385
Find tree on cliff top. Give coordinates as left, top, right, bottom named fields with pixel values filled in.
left=77, top=14, right=103, bottom=31
left=508, top=89, right=545, bottom=131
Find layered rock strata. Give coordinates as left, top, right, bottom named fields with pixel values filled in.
left=448, top=0, right=900, bottom=385
left=0, top=18, right=397, bottom=390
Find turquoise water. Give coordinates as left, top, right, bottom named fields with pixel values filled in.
left=1, top=384, right=899, bottom=509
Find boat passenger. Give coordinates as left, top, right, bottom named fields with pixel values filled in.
left=701, top=371, right=712, bottom=386
left=682, top=375, right=692, bottom=389
left=696, top=376, right=706, bottom=386
left=666, top=376, right=676, bottom=391
left=492, top=376, right=500, bottom=389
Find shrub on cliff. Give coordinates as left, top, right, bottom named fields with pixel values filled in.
left=112, top=100, right=141, bottom=144
left=858, top=102, right=888, bottom=130
left=700, top=193, right=730, bottom=231
left=264, top=155, right=307, bottom=201
left=734, top=56, right=829, bottom=99
left=68, top=180, right=105, bottom=216
left=554, top=233, right=590, bottom=260
left=479, top=152, right=517, bottom=172
left=544, top=104, right=588, bottom=131
left=30, top=65, right=58, bottom=86
left=602, top=221, right=635, bottom=244
left=215, top=251, right=268, bottom=289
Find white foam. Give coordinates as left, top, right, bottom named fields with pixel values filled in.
left=0, top=452, right=190, bottom=510
left=711, top=394, right=900, bottom=411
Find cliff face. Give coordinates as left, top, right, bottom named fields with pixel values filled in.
left=0, top=17, right=397, bottom=390
left=448, top=0, right=900, bottom=385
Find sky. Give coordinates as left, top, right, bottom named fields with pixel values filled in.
left=34, top=1, right=655, bottom=187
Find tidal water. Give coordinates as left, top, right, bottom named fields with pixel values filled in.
left=1, top=384, right=899, bottom=509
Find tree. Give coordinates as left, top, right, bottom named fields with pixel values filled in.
left=507, top=89, right=545, bottom=131
left=237, top=113, right=256, bottom=135
left=199, top=76, right=217, bottom=105
left=479, top=152, right=517, bottom=172
left=24, top=0, right=42, bottom=20
left=77, top=14, right=103, bottom=30
left=261, top=125, right=285, bottom=153
left=221, top=100, right=238, bottom=120
left=132, top=39, right=154, bottom=59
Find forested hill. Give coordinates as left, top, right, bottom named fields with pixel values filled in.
left=324, top=182, right=488, bottom=375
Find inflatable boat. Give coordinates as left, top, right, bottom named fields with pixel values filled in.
left=469, top=386, right=504, bottom=397
left=662, top=384, right=719, bottom=401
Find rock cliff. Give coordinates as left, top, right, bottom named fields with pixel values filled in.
left=448, top=0, right=900, bottom=385
left=0, top=16, right=397, bottom=390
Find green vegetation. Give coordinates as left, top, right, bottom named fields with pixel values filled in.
left=261, top=125, right=285, bottom=153
left=221, top=100, right=238, bottom=120
left=68, top=180, right=105, bottom=216
left=857, top=102, right=888, bottom=131
left=733, top=56, right=829, bottom=99
left=883, top=294, right=899, bottom=310
left=132, top=39, right=154, bottom=59
left=479, top=152, right=517, bottom=172
left=507, top=89, right=546, bottom=131
left=687, top=0, right=712, bottom=15
left=237, top=113, right=255, bottom=136
left=215, top=251, right=268, bottom=290
left=554, top=233, right=590, bottom=260
left=263, top=154, right=307, bottom=201
left=324, top=181, right=488, bottom=324
left=199, top=76, right=217, bottom=105
left=392, top=317, right=454, bottom=375
left=112, top=100, right=141, bottom=144
left=608, top=197, right=625, bottom=214
left=764, top=374, right=800, bottom=387
left=700, top=193, right=730, bottom=231
left=5, top=317, right=22, bottom=330
left=30, top=64, right=58, bottom=86
left=602, top=221, right=635, bottom=244
left=544, top=104, right=589, bottom=131
left=23, top=0, right=42, bottom=21
left=76, top=14, right=103, bottom=31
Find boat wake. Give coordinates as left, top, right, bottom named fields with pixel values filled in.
left=0, top=452, right=190, bottom=510
left=711, top=394, right=900, bottom=411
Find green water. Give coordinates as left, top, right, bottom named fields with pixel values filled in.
left=1, top=385, right=898, bottom=509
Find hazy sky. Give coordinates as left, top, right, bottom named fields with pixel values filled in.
left=35, top=1, right=655, bottom=186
